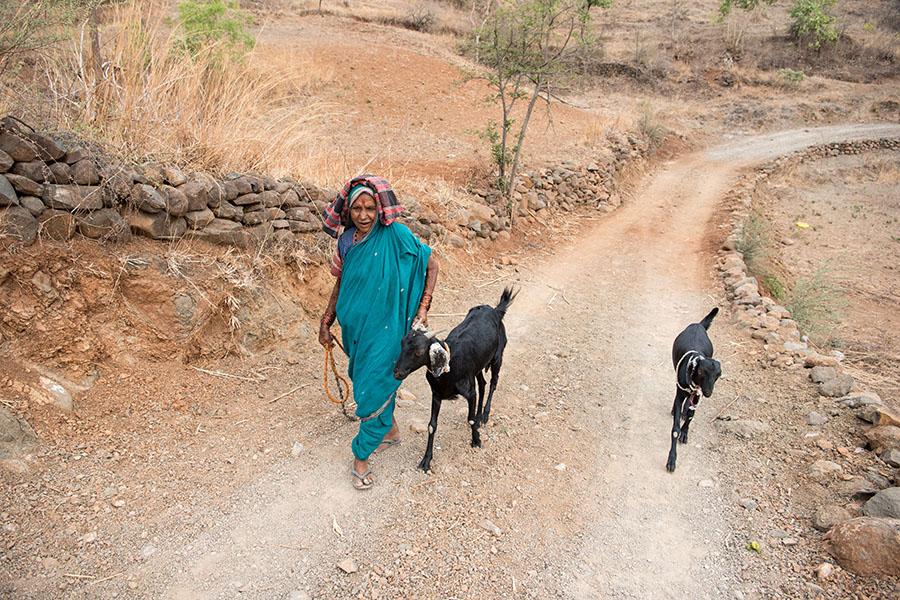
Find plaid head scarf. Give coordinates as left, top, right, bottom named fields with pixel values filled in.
left=321, top=175, right=404, bottom=239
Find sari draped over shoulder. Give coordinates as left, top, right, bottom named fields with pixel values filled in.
left=336, top=220, right=431, bottom=460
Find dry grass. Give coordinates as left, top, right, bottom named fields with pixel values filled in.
left=5, top=1, right=337, bottom=179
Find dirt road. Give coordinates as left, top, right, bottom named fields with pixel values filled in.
left=62, top=123, right=898, bottom=600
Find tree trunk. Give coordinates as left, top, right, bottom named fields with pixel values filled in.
left=507, top=81, right=542, bottom=226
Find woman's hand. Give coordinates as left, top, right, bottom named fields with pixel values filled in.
left=413, top=305, right=429, bottom=329
left=319, top=318, right=334, bottom=348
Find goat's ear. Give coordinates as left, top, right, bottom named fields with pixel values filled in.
left=428, top=342, right=450, bottom=377
left=412, top=321, right=428, bottom=334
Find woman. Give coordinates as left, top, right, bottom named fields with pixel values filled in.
left=318, top=175, right=439, bottom=490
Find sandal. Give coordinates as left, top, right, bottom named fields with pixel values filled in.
left=374, top=438, right=401, bottom=454
left=351, top=468, right=374, bottom=491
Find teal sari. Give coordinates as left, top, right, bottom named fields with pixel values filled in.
left=336, top=220, right=431, bottom=460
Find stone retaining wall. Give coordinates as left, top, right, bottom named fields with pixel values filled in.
left=716, top=137, right=900, bottom=370
left=0, top=117, right=653, bottom=251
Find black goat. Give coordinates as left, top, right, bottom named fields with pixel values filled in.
left=394, top=288, right=517, bottom=472
left=666, top=307, right=722, bottom=473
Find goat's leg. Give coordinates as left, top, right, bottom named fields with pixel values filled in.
left=462, top=377, right=481, bottom=448
left=666, top=389, right=685, bottom=473
left=475, top=372, right=486, bottom=423
left=481, top=362, right=501, bottom=425
left=679, top=400, right=697, bottom=444
left=418, top=394, right=443, bottom=472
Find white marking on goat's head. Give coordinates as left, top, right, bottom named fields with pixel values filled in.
left=429, top=342, right=450, bottom=377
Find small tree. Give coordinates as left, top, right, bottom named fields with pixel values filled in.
left=789, top=0, right=839, bottom=50
left=717, top=0, right=776, bottom=18
left=472, top=0, right=602, bottom=223
left=0, top=0, right=98, bottom=74
left=176, top=0, right=255, bottom=60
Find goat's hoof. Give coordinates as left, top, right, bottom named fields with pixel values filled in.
left=679, top=432, right=689, bottom=444
left=471, top=438, right=482, bottom=448
left=480, top=414, right=490, bottom=425
left=665, top=458, right=676, bottom=473
left=417, top=459, right=431, bottom=472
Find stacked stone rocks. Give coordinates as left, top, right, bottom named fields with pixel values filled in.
left=1, top=118, right=653, bottom=250
left=0, top=118, right=331, bottom=249
left=717, top=137, right=900, bottom=370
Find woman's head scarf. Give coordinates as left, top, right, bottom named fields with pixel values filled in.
left=322, top=175, right=403, bottom=238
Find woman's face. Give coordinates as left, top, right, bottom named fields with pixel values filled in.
left=350, top=193, right=377, bottom=234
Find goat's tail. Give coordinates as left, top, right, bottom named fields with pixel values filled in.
left=700, top=307, right=719, bottom=330
left=495, top=287, right=518, bottom=319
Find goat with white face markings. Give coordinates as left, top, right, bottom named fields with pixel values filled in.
left=666, top=307, right=722, bottom=473
left=393, top=288, right=517, bottom=472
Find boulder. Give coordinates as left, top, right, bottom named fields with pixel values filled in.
left=806, top=411, right=828, bottom=426
left=0, top=206, right=38, bottom=244
left=130, top=184, right=166, bottom=213
left=162, top=166, right=186, bottom=187
left=5, top=173, right=42, bottom=197
left=813, top=504, right=852, bottom=532
left=834, top=476, right=878, bottom=499
left=161, top=185, right=189, bottom=216
left=864, top=425, right=900, bottom=453
left=819, top=374, right=853, bottom=398
left=206, top=181, right=224, bottom=208
left=289, top=220, right=319, bottom=234
left=63, top=147, right=87, bottom=164
left=19, top=196, right=44, bottom=216
left=38, top=209, right=76, bottom=240
left=42, top=184, right=103, bottom=211
left=862, top=488, right=900, bottom=519
left=77, top=209, right=130, bottom=242
left=186, top=218, right=247, bottom=246
left=233, top=192, right=260, bottom=206
left=213, top=201, right=242, bottom=221
left=839, top=392, right=883, bottom=409
left=267, top=207, right=286, bottom=220
left=281, top=189, right=302, bottom=207
left=0, top=405, right=36, bottom=453
left=242, top=210, right=269, bottom=226
left=127, top=210, right=187, bottom=240
left=0, top=174, right=18, bottom=206
left=826, top=517, right=900, bottom=577
left=285, top=207, right=311, bottom=221
left=0, top=130, right=39, bottom=161
left=809, top=366, right=836, bottom=384
left=71, top=159, right=100, bottom=185
left=880, top=448, right=900, bottom=468
left=11, top=160, right=49, bottom=182
left=25, top=131, right=66, bottom=161
left=222, top=180, right=240, bottom=202
left=48, top=161, right=72, bottom=184
left=272, top=219, right=290, bottom=229
left=184, top=208, right=215, bottom=230
left=809, top=459, right=843, bottom=480
left=259, top=190, right=282, bottom=208
left=0, top=149, right=12, bottom=172
left=804, top=353, right=840, bottom=368
left=178, top=179, right=209, bottom=212
left=857, top=405, right=900, bottom=428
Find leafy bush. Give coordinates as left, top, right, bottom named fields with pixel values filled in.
left=787, top=264, right=845, bottom=337
left=762, top=274, right=786, bottom=301
left=789, top=0, right=840, bottom=50
left=718, top=0, right=776, bottom=18
left=637, top=103, right=666, bottom=147
left=0, top=0, right=94, bottom=74
left=176, top=0, right=255, bottom=60
left=778, top=67, right=806, bottom=85
left=735, top=211, right=769, bottom=270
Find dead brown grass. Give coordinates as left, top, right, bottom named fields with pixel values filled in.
left=2, top=1, right=336, bottom=179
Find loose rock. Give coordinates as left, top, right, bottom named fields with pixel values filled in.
left=826, top=517, right=900, bottom=577
left=862, top=488, right=900, bottom=519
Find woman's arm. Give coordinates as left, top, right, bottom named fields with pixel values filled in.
left=415, top=254, right=439, bottom=326
left=319, top=275, right=341, bottom=347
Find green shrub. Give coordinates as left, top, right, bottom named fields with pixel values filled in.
left=637, top=104, right=666, bottom=148
left=778, top=67, right=805, bottom=84
left=762, top=274, right=786, bottom=301
left=790, top=0, right=839, bottom=50
left=735, top=211, right=769, bottom=270
left=787, top=265, right=845, bottom=337
left=176, top=0, right=255, bottom=60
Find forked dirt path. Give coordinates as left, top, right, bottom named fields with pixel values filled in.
left=111, top=123, right=900, bottom=600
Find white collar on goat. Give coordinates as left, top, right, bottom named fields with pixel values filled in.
left=675, top=350, right=703, bottom=397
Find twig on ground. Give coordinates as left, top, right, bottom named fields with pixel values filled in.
left=278, top=544, right=308, bottom=551
left=191, top=367, right=263, bottom=383
left=269, top=384, right=310, bottom=404
left=475, top=275, right=505, bottom=289
left=709, top=394, right=747, bottom=423
left=88, top=572, right=123, bottom=586
left=62, top=573, right=95, bottom=580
